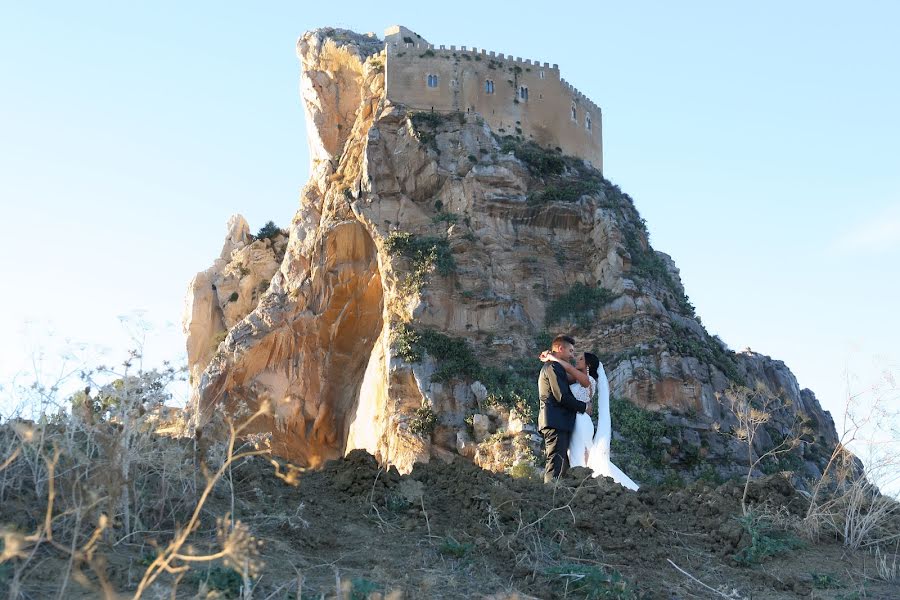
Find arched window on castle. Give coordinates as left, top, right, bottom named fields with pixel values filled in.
left=427, top=74, right=439, bottom=88
left=518, top=85, right=529, bottom=101
left=485, top=79, right=494, bottom=94
left=585, top=113, right=592, bottom=131
left=539, top=70, right=545, bottom=79
left=571, top=102, right=577, bottom=121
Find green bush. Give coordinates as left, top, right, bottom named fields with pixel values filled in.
left=533, top=330, right=553, bottom=352
left=618, top=217, right=696, bottom=317
left=385, top=232, right=454, bottom=275
left=545, top=283, right=616, bottom=328
left=610, top=397, right=669, bottom=449
left=610, top=438, right=658, bottom=483
left=410, top=111, right=462, bottom=130
left=208, top=329, right=228, bottom=356
left=732, top=513, right=803, bottom=566
left=419, top=329, right=480, bottom=382
left=350, top=577, right=383, bottom=600
left=409, top=405, right=437, bottom=437
left=508, top=462, right=537, bottom=480
left=658, top=470, right=684, bottom=489
left=528, top=179, right=603, bottom=204
left=502, top=138, right=566, bottom=177
left=439, top=537, right=473, bottom=558
left=810, top=572, right=843, bottom=589
left=391, top=326, right=539, bottom=421
left=482, top=370, right=536, bottom=423
left=760, top=449, right=804, bottom=475
left=193, top=565, right=245, bottom=598
left=385, top=492, right=411, bottom=512
left=408, top=112, right=451, bottom=152
left=391, top=324, right=422, bottom=362
left=385, top=231, right=455, bottom=293
left=697, top=464, right=725, bottom=485
left=666, top=322, right=743, bottom=383
left=256, top=220, right=283, bottom=241
left=393, top=326, right=480, bottom=380
left=543, top=563, right=635, bottom=599
left=431, top=212, right=459, bottom=225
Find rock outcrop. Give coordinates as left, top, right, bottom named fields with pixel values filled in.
left=183, top=215, right=288, bottom=401
left=183, top=27, right=842, bottom=484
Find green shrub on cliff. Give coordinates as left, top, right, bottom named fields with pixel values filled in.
left=255, top=220, right=283, bottom=241
left=385, top=231, right=455, bottom=293
left=545, top=283, right=616, bottom=328
left=497, top=136, right=565, bottom=177
left=610, top=396, right=669, bottom=449
left=665, top=322, right=742, bottom=383
left=409, top=405, right=438, bottom=437
left=390, top=326, right=538, bottom=422
left=528, top=179, right=603, bottom=204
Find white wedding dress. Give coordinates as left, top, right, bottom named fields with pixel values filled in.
left=567, top=364, right=640, bottom=491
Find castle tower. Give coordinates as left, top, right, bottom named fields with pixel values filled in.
left=382, top=25, right=602, bottom=170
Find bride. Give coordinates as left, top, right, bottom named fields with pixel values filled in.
left=540, top=351, right=639, bottom=490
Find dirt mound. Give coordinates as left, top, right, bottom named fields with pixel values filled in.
left=216, top=452, right=897, bottom=599
left=2, top=434, right=897, bottom=599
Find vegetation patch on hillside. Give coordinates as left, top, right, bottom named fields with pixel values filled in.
left=391, top=326, right=538, bottom=421
left=254, top=220, right=286, bottom=241
left=665, top=322, right=743, bottom=383
left=545, top=283, right=616, bottom=328
left=499, top=135, right=698, bottom=319
left=385, top=231, right=455, bottom=293
left=409, top=110, right=465, bottom=153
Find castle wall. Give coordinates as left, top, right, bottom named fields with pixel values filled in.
left=384, top=42, right=602, bottom=170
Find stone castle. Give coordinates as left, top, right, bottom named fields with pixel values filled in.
left=186, top=25, right=840, bottom=484
left=383, top=25, right=603, bottom=169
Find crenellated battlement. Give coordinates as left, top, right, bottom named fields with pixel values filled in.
left=382, top=25, right=603, bottom=169
left=559, top=78, right=601, bottom=116
left=387, top=40, right=561, bottom=72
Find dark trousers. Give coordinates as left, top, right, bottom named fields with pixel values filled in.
left=541, top=427, right=571, bottom=484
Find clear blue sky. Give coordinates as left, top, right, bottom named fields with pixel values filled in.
left=2, top=2, right=898, bottom=446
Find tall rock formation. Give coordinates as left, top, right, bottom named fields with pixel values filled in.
left=184, top=27, right=840, bottom=484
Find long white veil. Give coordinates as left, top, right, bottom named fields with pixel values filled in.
left=587, top=362, right=639, bottom=490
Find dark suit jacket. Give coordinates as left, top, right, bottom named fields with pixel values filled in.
left=537, top=362, right=587, bottom=432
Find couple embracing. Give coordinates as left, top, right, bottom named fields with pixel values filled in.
left=537, top=334, right=639, bottom=490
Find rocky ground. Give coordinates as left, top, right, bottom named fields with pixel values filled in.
left=2, top=425, right=897, bottom=599
left=191, top=451, right=900, bottom=599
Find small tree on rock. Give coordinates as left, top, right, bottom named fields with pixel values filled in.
left=717, top=383, right=805, bottom=515
left=256, top=220, right=282, bottom=241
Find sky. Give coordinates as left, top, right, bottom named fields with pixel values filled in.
left=1, top=2, right=898, bottom=468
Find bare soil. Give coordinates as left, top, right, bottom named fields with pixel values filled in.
left=193, top=451, right=898, bottom=599
left=2, top=448, right=898, bottom=599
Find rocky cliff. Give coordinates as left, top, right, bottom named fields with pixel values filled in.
left=183, top=27, right=841, bottom=486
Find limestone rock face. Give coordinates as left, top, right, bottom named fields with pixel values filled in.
left=297, top=28, right=382, bottom=168
left=184, top=27, right=844, bottom=483
left=183, top=215, right=287, bottom=403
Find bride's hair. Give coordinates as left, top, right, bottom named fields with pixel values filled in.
left=584, top=352, right=600, bottom=379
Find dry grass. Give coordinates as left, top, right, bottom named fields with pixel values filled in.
left=2, top=349, right=898, bottom=598
left=800, top=371, right=900, bottom=554
left=0, top=354, right=279, bottom=599
left=717, top=383, right=806, bottom=516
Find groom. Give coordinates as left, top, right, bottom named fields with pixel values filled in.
left=538, top=334, right=589, bottom=483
